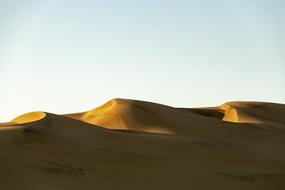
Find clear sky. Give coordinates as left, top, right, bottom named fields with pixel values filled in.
left=0, top=0, right=284, bottom=121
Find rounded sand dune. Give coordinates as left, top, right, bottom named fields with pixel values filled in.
left=11, top=112, right=47, bottom=124
left=183, top=101, right=285, bottom=125
left=66, top=98, right=176, bottom=134
left=65, top=99, right=285, bottom=135
left=219, top=101, right=285, bottom=124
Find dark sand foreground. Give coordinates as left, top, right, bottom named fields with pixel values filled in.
left=1, top=98, right=285, bottom=190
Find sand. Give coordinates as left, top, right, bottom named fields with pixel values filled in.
left=0, top=98, right=285, bottom=190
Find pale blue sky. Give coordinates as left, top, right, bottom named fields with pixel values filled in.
left=0, top=0, right=284, bottom=121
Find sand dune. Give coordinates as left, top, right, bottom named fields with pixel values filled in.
left=220, top=101, right=285, bottom=124
left=11, top=111, right=47, bottom=124
left=0, top=98, right=285, bottom=190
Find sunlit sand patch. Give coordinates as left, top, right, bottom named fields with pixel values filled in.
left=11, top=112, right=47, bottom=124
left=0, top=125, right=22, bottom=131
left=139, top=126, right=175, bottom=135
left=0, top=122, right=17, bottom=127
left=219, top=104, right=239, bottom=123
left=219, top=103, right=262, bottom=124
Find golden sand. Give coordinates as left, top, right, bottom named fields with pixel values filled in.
left=11, top=111, right=47, bottom=124
left=0, top=99, right=284, bottom=190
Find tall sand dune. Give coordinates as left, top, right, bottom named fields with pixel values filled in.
left=0, top=98, right=285, bottom=190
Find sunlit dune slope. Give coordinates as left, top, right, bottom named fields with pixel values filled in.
left=7, top=111, right=106, bottom=132
left=11, top=112, right=47, bottom=124
left=180, top=101, right=285, bottom=125
left=65, top=98, right=187, bottom=134
left=0, top=112, right=47, bottom=128
left=220, top=102, right=285, bottom=124
left=65, top=99, right=285, bottom=135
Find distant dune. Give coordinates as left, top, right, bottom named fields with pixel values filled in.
left=0, top=98, right=285, bottom=190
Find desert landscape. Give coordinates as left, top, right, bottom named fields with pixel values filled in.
left=0, top=98, right=285, bottom=190
left=1, top=0, right=284, bottom=189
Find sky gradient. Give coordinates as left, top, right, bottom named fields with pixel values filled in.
left=0, top=0, right=284, bottom=121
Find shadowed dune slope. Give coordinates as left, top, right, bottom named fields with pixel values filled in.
left=0, top=99, right=285, bottom=190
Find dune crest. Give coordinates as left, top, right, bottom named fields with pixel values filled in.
left=65, top=99, right=127, bottom=130
left=64, top=99, right=285, bottom=135
left=218, top=101, right=285, bottom=124
left=66, top=98, right=175, bottom=134
left=187, top=102, right=282, bottom=124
